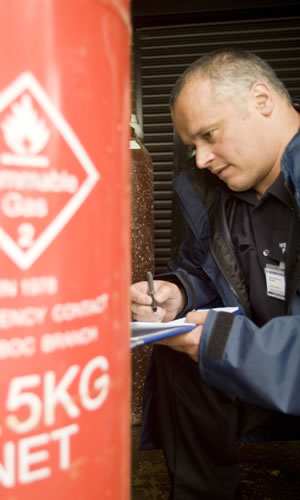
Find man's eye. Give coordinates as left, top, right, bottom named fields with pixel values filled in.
left=204, top=130, right=215, bottom=140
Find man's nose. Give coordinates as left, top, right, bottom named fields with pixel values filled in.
left=195, top=147, right=215, bottom=169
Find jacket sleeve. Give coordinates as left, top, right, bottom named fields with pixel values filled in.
left=199, top=310, right=300, bottom=415
left=155, top=230, right=225, bottom=316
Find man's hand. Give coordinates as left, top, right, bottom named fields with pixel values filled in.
left=130, top=280, right=185, bottom=322
left=156, top=310, right=209, bottom=362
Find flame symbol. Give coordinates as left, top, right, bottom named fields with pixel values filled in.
left=1, top=93, right=50, bottom=155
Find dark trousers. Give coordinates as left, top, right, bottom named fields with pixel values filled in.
left=151, top=345, right=300, bottom=500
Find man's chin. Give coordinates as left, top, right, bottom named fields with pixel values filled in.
left=224, top=179, right=251, bottom=193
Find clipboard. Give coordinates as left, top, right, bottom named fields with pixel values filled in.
left=130, top=307, right=240, bottom=348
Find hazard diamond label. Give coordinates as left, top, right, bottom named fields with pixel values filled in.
left=0, top=72, right=100, bottom=270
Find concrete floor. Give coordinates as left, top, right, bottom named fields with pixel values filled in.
left=131, top=425, right=300, bottom=499
left=131, top=425, right=170, bottom=500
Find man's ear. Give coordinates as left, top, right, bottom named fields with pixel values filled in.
left=250, top=82, right=274, bottom=116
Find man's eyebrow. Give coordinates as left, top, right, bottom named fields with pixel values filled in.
left=190, top=128, right=206, bottom=140
left=190, top=125, right=215, bottom=140
left=180, top=128, right=206, bottom=146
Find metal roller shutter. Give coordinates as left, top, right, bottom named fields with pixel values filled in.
left=134, top=15, right=300, bottom=273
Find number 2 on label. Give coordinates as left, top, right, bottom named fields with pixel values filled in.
left=17, top=223, right=35, bottom=248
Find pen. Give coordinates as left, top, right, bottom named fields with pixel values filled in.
left=147, top=271, right=157, bottom=312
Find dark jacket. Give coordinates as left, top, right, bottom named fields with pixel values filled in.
left=142, top=130, right=300, bottom=450
left=197, top=129, right=300, bottom=414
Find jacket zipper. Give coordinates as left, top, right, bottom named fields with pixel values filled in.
left=208, top=192, right=251, bottom=317
left=208, top=239, right=250, bottom=317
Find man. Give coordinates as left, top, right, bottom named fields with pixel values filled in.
left=131, top=49, right=300, bottom=499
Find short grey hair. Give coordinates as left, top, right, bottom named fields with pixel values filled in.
left=169, top=48, right=291, bottom=109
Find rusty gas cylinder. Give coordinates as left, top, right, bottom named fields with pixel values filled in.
left=130, top=122, right=154, bottom=424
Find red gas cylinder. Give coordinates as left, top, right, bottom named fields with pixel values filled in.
left=0, top=2, right=131, bottom=499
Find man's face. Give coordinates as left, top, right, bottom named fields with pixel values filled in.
left=172, top=77, right=280, bottom=195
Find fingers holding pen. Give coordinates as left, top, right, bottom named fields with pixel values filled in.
left=132, top=305, right=165, bottom=322
left=130, top=279, right=185, bottom=323
left=130, top=280, right=166, bottom=322
left=130, top=280, right=152, bottom=306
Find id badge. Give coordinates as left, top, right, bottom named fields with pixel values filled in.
left=264, top=263, right=285, bottom=301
